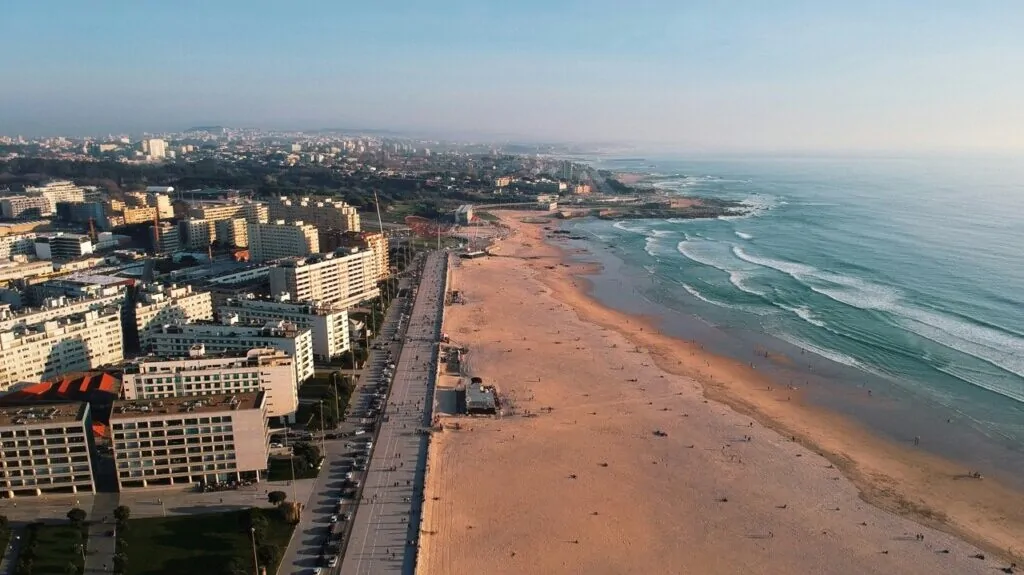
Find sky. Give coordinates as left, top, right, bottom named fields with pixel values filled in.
left=2, top=1, right=1024, bottom=153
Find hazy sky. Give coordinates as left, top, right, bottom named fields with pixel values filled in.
left=3, top=1, right=1024, bottom=152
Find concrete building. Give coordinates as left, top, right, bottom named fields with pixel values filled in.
left=219, top=294, right=350, bottom=360
left=0, top=402, right=95, bottom=497
left=0, top=259, right=53, bottom=284
left=144, top=138, right=166, bottom=159
left=0, top=291, right=126, bottom=333
left=319, top=230, right=390, bottom=282
left=152, top=222, right=180, bottom=253
left=269, top=249, right=380, bottom=310
left=122, top=206, right=158, bottom=225
left=247, top=220, right=319, bottom=263
left=1, top=196, right=52, bottom=219
left=455, top=204, right=474, bottom=224
left=56, top=202, right=108, bottom=230
left=146, top=321, right=314, bottom=384
left=269, top=197, right=360, bottom=232
left=110, top=391, right=269, bottom=488
left=178, top=219, right=216, bottom=250
left=0, top=307, right=125, bottom=392
left=147, top=193, right=174, bottom=219
left=24, top=180, right=85, bottom=213
left=0, top=233, right=37, bottom=259
left=215, top=218, right=248, bottom=248
left=122, top=348, right=297, bottom=418
left=34, top=233, right=94, bottom=261
left=133, top=284, right=214, bottom=350
left=185, top=201, right=268, bottom=225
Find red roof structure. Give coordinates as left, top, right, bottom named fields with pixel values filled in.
left=0, top=372, right=119, bottom=404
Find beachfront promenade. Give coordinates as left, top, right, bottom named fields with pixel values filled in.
left=340, top=251, right=448, bottom=575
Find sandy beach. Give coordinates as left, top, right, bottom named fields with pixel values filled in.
left=416, top=213, right=1023, bottom=574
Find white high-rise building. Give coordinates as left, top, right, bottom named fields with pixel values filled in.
left=146, top=321, right=314, bottom=384
left=24, top=180, right=85, bottom=213
left=0, top=403, right=96, bottom=497
left=145, top=139, right=167, bottom=159
left=269, top=197, right=360, bottom=232
left=219, top=294, right=350, bottom=360
left=133, top=284, right=214, bottom=349
left=0, top=233, right=37, bottom=259
left=247, top=220, right=319, bottom=263
left=121, top=348, right=298, bottom=418
left=268, top=249, right=380, bottom=310
left=0, top=307, right=125, bottom=392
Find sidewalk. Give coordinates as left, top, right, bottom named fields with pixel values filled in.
left=0, top=528, right=22, bottom=575
left=84, top=492, right=119, bottom=574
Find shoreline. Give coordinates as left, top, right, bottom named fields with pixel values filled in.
left=417, top=212, right=1020, bottom=574
left=534, top=215, right=1024, bottom=562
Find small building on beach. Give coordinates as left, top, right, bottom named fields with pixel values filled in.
left=465, top=378, right=497, bottom=415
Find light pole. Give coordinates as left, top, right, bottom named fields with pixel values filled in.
left=249, top=526, right=259, bottom=575
left=318, top=401, right=327, bottom=454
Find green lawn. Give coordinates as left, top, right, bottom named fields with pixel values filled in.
left=266, top=457, right=320, bottom=481
left=122, top=509, right=294, bottom=575
left=23, top=522, right=88, bottom=574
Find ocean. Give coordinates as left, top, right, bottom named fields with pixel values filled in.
left=561, top=156, right=1024, bottom=483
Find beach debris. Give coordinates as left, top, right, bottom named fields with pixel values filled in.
left=653, top=430, right=668, bottom=437
left=972, top=554, right=986, bottom=560
left=718, top=497, right=729, bottom=502
left=568, top=474, right=577, bottom=479
left=777, top=504, right=788, bottom=509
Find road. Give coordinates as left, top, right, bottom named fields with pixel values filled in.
left=340, top=251, right=448, bottom=575
left=278, top=282, right=414, bottom=574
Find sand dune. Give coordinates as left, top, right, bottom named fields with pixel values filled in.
left=416, top=214, right=1019, bottom=575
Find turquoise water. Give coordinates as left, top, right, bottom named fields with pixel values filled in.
left=568, top=156, right=1024, bottom=472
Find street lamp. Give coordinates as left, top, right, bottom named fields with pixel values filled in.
left=249, top=527, right=259, bottom=575
left=318, top=401, right=327, bottom=454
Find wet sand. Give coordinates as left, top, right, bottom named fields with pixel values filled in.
left=416, top=213, right=1023, bottom=574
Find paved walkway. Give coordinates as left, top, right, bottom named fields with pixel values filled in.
left=341, top=251, right=447, bottom=575
left=84, top=492, right=119, bottom=574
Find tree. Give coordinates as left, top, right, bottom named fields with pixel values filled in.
left=113, top=505, right=131, bottom=523
left=0, top=514, right=7, bottom=530
left=257, top=543, right=280, bottom=568
left=268, top=491, right=287, bottom=506
left=113, top=552, right=128, bottom=573
left=116, top=538, right=128, bottom=552
left=66, top=561, right=80, bottom=575
left=223, top=557, right=247, bottom=575
left=67, top=508, right=87, bottom=525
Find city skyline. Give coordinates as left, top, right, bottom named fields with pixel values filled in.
left=3, top=1, right=1024, bottom=153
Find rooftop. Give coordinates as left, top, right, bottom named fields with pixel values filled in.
left=124, top=348, right=291, bottom=371
left=0, top=402, right=87, bottom=426
left=111, top=391, right=262, bottom=419
left=0, top=372, right=120, bottom=405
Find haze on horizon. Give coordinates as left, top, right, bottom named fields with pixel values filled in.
left=2, top=1, right=1023, bottom=154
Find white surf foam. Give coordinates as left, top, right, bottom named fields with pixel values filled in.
left=728, top=271, right=768, bottom=297
left=777, top=304, right=827, bottom=328
left=734, top=231, right=753, bottom=240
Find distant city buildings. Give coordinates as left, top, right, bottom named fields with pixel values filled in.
left=34, top=233, right=94, bottom=261
left=268, top=197, right=360, bottom=232
left=219, top=293, right=351, bottom=360
left=133, top=284, right=214, bottom=349
left=319, top=230, right=390, bottom=282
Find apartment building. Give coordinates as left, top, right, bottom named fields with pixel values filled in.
left=178, top=219, right=216, bottom=250
left=0, top=233, right=37, bottom=259
left=34, top=233, right=94, bottom=261
left=185, top=201, right=268, bottom=225
left=133, top=284, right=214, bottom=349
left=146, top=321, right=314, bottom=384
left=111, top=391, right=268, bottom=488
left=143, top=138, right=166, bottom=159
left=219, top=294, right=350, bottom=360
left=319, top=230, right=390, bottom=282
left=214, top=218, right=248, bottom=248
left=0, top=402, right=95, bottom=497
left=1, top=196, right=52, bottom=219
left=121, top=347, right=298, bottom=418
left=147, top=193, right=174, bottom=219
left=56, top=202, right=108, bottom=231
left=0, top=259, right=53, bottom=284
left=268, top=197, right=360, bottom=232
left=247, top=220, right=319, bottom=263
left=24, top=180, right=86, bottom=213
left=0, top=292, right=126, bottom=332
left=152, top=222, right=180, bottom=253
left=268, top=249, right=380, bottom=310
left=122, top=206, right=158, bottom=225
left=0, top=307, right=125, bottom=392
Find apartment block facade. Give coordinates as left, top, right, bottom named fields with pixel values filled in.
left=268, top=249, right=380, bottom=310
left=268, top=197, right=360, bottom=232
left=134, top=284, right=215, bottom=350
left=111, top=391, right=269, bottom=488
left=219, top=294, right=350, bottom=360
left=121, top=348, right=298, bottom=418
left=247, top=220, right=319, bottom=263
left=0, top=402, right=95, bottom=497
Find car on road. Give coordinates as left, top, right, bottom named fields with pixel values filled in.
left=312, top=568, right=322, bottom=575
left=330, top=515, right=338, bottom=523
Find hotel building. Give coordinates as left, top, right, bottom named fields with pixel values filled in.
left=268, top=249, right=380, bottom=310
left=111, top=391, right=269, bottom=488
left=0, top=402, right=95, bottom=497
left=121, top=348, right=298, bottom=418
left=219, top=294, right=350, bottom=360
